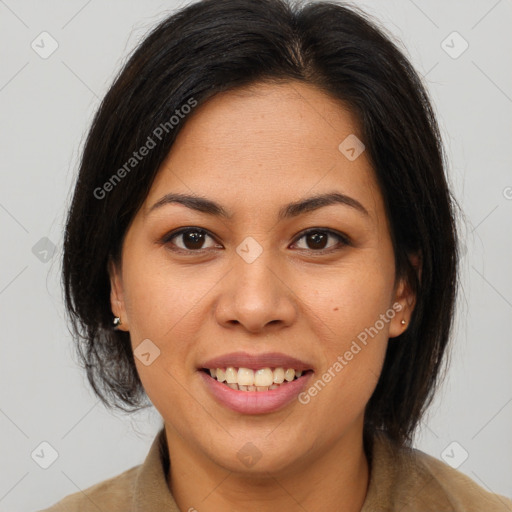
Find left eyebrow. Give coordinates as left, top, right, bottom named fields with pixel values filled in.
left=277, top=192, right=370, bottom=220
left=147, top=191, right=370, bottom=220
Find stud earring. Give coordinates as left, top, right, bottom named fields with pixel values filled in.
left=401, top=319, right=406, bottom=326
left=113, top=316, right=122, bottom=328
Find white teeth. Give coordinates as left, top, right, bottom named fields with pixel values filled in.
left=273, top=367, right=285, bottom=384
left=284, top=368, right=295, bottom=382
left=237, top=367, right=255, bottom=386
left=225, top=367, right=238, bottom=384
left=254, top=368, right=273, bottom=387
left=206, top=366, right=307, bottom=390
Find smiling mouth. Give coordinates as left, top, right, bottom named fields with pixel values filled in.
left=200, top=367, right=313, bottom=392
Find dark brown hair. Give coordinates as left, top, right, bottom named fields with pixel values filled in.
left=62, top=0, right=460, bottom=446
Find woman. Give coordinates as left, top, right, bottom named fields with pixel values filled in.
left=40, top=0, right=512, bottom=510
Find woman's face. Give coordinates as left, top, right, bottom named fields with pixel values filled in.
left=110, top=81, right=414, bottom=475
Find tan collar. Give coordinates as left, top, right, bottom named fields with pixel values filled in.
left=132, top=427, right=180, bottom=510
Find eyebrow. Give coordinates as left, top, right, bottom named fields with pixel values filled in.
left=148, top=191, right=370, bottom=220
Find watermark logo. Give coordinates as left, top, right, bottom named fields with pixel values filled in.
left=32, top=237, right=57, bottom=263
left=236, top=236, right=263, bottom=264
left=237, top=442, right=263, bottom=468
left=441, top=31, right=469, bottom=60
left=338, top=134, right=365, bottom=161
left=441, top=441, right=469, bottom=469
left=31, top=441, right=59, bottom=469
left=134, top=338, right=161, bottom=366
left=31, top=31, right=59, bottom=59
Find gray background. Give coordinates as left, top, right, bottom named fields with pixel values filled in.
left=1, top=0, right=511, bottom=510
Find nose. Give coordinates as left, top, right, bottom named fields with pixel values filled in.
left=214, top=248, right=298, bottom=334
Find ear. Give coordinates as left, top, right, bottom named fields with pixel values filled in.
left=108, top=256, right=130, bottom=331
left=388, top=252, right=421, bottom=339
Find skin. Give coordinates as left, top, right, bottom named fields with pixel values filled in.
left=109, top=80, right=418, bottom=512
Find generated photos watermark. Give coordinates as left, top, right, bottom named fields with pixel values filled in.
left=298, top=302, right=404, bottom=405
left=93, top=97, right=198, bottom=200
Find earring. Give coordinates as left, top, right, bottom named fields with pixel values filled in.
left=401, top=319, right=406, bottom=326
left=113, top=316, right=122, bottom=328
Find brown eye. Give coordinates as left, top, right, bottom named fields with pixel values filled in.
left=293, top=229, right=350, bottom=252
left=164, top=228, right=219, bottom=252
left=305, top=231, right=328, bottom=250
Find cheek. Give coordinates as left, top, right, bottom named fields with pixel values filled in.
left=123, top=260, right=205, bottom=416
left=295, top=258, right=394, bottom=410
left=121, top=249, right=230, bottom=409
left=122, top=247, right=217, bottom=341
left=299, top=258, right=395, bottom=349
left=307, top=331, right=387, bottom=436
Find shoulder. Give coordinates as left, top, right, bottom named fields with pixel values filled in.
left=36, top=427, right=177, bottom=512
left=408, top=448, right=512, bottom=511
left=36, top=464, right=140, bottom=512
left=368, top=433, right=512, bottom=512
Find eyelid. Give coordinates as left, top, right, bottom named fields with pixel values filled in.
left=161, top=227, right=220, bottom=251
left=290, top=227, right=351, bottom=251
left=160, top=226, right=351, bottom=253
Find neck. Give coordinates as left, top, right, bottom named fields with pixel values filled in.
left=165, top=421, right=370, bottom=512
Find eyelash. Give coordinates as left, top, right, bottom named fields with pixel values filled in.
left=160, top=226, right=351, bottom=255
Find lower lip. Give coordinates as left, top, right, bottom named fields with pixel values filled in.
left=199, top=370, right=313, bottom=415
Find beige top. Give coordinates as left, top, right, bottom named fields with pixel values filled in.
left=38, top=428, right=512, bottom=511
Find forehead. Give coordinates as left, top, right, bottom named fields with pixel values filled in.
left=143, top=81, right=384, bottom=227
left=167, top=80, right=363, bottom=157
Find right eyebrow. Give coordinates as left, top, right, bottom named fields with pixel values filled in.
left=148, top=193, right=232, bottom=219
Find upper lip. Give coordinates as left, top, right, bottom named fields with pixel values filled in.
left=199, top=351, right=313, bottom=371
